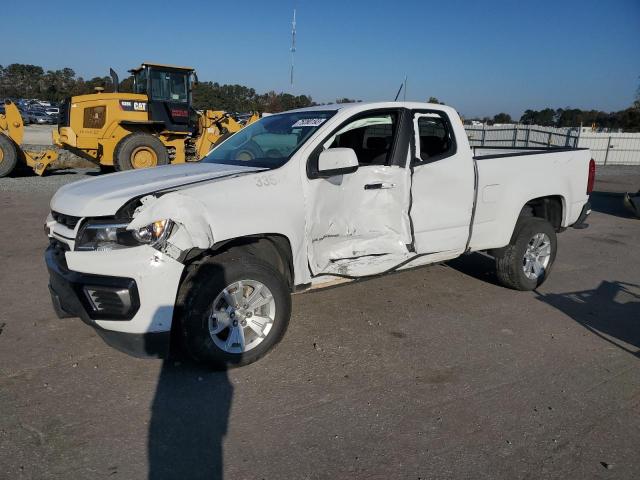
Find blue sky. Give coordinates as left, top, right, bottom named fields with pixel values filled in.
left=3, top=0, right=639, bottom=118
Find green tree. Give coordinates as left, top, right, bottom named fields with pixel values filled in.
left=119, top=75, right=134, bottom=93
left=492, top=112, right=512, bottom=124
left=519, top=108, right=556, bottom=126
left=336, top=98, right=360, bottom=104
left=0, top=64, right=45, bottom=98
left=427, top=96, right=444, bottom=104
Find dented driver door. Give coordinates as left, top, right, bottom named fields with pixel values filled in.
left=305, top=109, right=413, bottom=276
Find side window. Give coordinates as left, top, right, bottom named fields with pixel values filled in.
left=414, top=113, right=455, bottom=163
left=149, top=70, right=166, bottom=101
left=324, top=113, right=397, bottom=166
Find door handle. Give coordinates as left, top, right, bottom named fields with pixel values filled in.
left=364, top=182, right=396, bottom=190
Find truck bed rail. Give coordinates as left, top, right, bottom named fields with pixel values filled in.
left=473, top=145, right=589, bottom=160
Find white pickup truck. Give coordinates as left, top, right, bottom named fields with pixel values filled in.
left=45, top=102, right=595, bottom=368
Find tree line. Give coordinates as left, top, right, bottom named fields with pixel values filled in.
left=3, top=64, right=639, bottom=130
left=431, top=92, right=640, bottom=132
left=0, top=63, right=314, bottom=112
left=0, top=64, right=117, bottom=102
left=478, top=107, right=640, bottom=132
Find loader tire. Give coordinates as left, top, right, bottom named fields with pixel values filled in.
left=114, top=133, right=169, bottom=171
left=0, top=135, right=18, bottom=178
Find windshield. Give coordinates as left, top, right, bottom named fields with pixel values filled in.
left=133, top=69, right=147, bottom=94
left=203, top=110, right=336, bottom=169
left=150, top=70, right=188, bottom=102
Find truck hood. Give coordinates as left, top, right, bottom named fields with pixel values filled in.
left=50, top=163, right=264, bottom=217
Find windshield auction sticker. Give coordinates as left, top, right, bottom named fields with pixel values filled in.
left=292, top=118, right=327, bottom=127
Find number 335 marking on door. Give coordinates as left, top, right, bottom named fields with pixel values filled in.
left=256, top=175, right=278, bottom=187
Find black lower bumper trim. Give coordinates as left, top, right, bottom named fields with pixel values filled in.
left=572, top=201, right=591, bottom=229
left=95, top=329, right=170, bottom=358
left=45, top=245, right=170, bottom=358
left=45, top=245, right=140, bottom=321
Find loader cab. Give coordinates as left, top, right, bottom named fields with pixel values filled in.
left=130, top=63, right=196, bottom=133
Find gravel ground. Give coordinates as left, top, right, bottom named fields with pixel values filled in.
left=0, top=168, right=100, bottom=194
left=0, top=164, right=639, bottom=479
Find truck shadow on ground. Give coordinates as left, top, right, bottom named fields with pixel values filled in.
left=446, top=252, right=501, bottom=286
left=447, top=256, right=640, bottom=358
left=535, top=280, right=640, bottom=358
left=147, top=359, right=233, bottom=480
left=590, top=192, right=636, bottom=219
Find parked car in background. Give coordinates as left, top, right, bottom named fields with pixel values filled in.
left=29, top=110, right=55, bottom=125
left=45, top=107, right=60, bottom=116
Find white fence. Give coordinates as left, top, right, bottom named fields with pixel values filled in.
left=464, top=125, right=640, bottom=165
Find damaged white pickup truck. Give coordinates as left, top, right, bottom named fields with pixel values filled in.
left=45, top=102, right=595, bottom=368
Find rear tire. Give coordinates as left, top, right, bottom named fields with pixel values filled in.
left=494, top=217, right=557, bottom=291
left=114, top=133, right=169, bottom=171
left=0, top=135, right=18, bottom=178
left=176, top=253, right=291, bottom=370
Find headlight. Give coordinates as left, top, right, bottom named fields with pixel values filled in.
left=132, top=220, right=172, bottom=244
left=76, top=219, right=173, bottom=251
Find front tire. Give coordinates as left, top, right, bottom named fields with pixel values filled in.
left=177, top=253, right=291, bottom=370
left=494, top=217, right=557, bottom=291
left=114, top=133, right=169, bottom=171
left=0, top=134, right=18, bottom=178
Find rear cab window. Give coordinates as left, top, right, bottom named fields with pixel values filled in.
left=413, top=111, right=457, bottom=163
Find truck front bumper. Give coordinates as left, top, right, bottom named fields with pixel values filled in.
left=45, top=243, right=184, bottom=358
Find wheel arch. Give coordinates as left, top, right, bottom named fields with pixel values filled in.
left=184, top=233, right=295, bottom=292
left=519, top=195, right=566, bottom=231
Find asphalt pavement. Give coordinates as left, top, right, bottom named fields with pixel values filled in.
left=0, top=166, right=639, bottom=479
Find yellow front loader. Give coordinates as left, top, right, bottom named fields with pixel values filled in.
left=193, top=109, right=260, bottom=160
left=52, top=63, right=259, bottom=171
left=0, top=101, right=58, bottom=177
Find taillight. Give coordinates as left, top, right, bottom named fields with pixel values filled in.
left=586, top=158, right=596, bottom=194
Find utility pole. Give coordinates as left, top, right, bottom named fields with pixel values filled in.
left=403, top=75, right=407, bottom=101
left=290, top=9, right=296, bottom=89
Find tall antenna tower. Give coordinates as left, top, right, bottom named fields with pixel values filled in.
left=290, top=8, right=296, bottom=88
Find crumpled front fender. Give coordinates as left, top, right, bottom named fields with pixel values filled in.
left=128, top=192, right=216, bottom=250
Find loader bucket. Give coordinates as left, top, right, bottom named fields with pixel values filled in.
left=2, top=101, right=25, bottom=145
left=0, top=100, right=57, bottom=176
left=22, top=149, right=59, bottom=176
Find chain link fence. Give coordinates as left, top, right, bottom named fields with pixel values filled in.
left=465, top=125, right=640, bottom=165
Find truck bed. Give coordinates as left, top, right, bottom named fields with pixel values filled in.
left=469, top=146, right=592, bottom=251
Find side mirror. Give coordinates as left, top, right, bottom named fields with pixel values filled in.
left=317, top=148, right=359, bottom=177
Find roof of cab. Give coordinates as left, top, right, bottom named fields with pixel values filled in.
left=129, top=62, right=195, bottom=73
left=285, top=101, right=455, bottom=114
